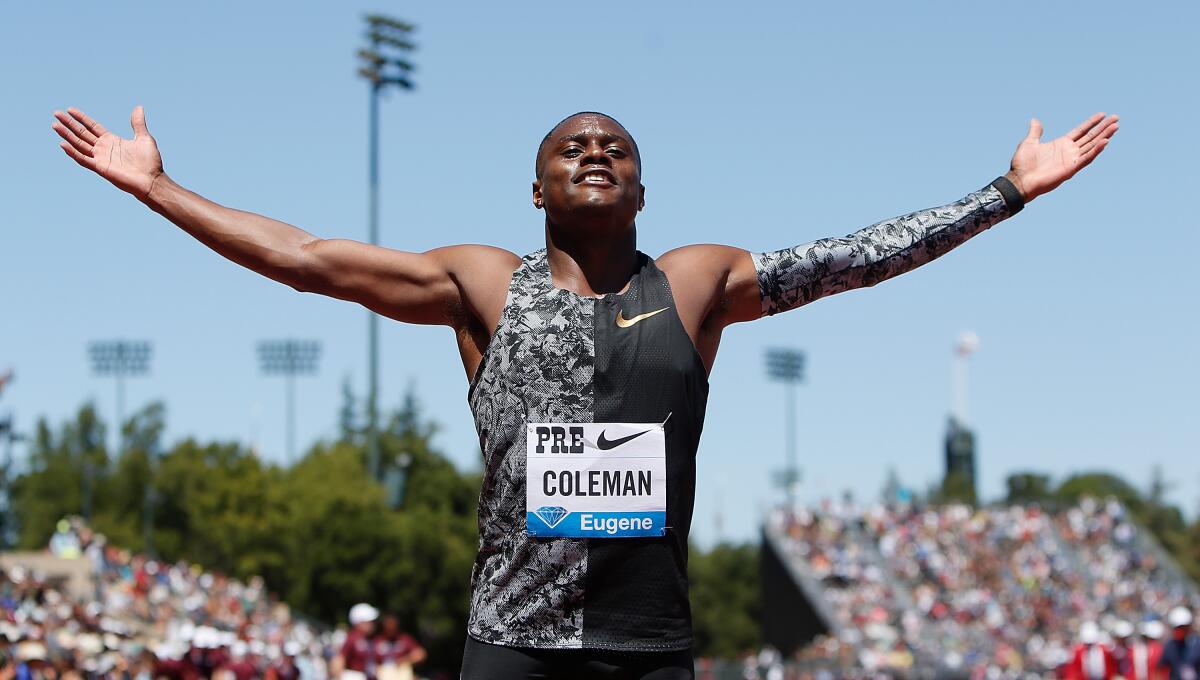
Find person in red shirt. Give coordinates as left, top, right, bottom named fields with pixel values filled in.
left=1114, top=621, right=1136, bottom=679
left=333, top=603, right=380, bottom=680
left=266, top=642, right=302, bottom=680
left=1130, top=621, right=1167, bottom=680
left=1065, top=622, right=1117, bottom=680
left=374, top=614, right=426, bottom=677
left=219, top=641, right=259, bottom=680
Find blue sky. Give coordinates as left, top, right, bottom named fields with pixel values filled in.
left=2, top=1, right=1197, bottom=547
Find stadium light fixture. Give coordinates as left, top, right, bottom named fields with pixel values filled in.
left=88, top=340, right=152, bottom=520
left=358, top=13, right=417, bottom=483
left=257, top=340, right=321, bottom=463
left=766, top=348, right=805, bottom=507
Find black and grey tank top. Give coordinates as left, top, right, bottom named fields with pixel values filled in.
left=466, top=248, right=709, bottom=651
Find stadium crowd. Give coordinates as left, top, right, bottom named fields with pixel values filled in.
left=770, top=497, right=1200, bottom=680
left=1, top=517, right=425, bottom=680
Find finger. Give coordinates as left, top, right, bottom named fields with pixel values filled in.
left=51, top=121, right=95, bottom=157
left=131, top=105, right=150, bottom=138
left=60, top=141, right=97, bottom=171
left=54, top=110, right=99, bottom=146
left=1080, top=121, right=1120, bottom=154
left=1076, top=137, right=1110, bottom=169
left=1076, top=115, right=1119, bottom=148
left=66, top=107, right=110, bottom=138
left=1067, top=112, right=1105, bottom=141
left=1025, top=118, right=1044, bottom=143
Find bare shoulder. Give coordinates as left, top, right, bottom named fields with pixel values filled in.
left=429, top=244, right=521, bottom=332
left=429, top=244, right=521, bottom=275
left=655, top=243, right=748, bottom=274
left=656, top=244, right=760, bottom=328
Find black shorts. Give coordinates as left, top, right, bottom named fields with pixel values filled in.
left=460, top=636, right=694, bottom=680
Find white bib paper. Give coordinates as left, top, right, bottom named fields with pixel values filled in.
left=526, top=422, right=667, bottom=538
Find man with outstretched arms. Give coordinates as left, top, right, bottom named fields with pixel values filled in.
left=53, top=105, right=1118, bottom=680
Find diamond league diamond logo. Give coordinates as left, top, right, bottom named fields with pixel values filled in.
left=534, top=506, right=569, bottom=528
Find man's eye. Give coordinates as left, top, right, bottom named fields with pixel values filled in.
left=563, top=148, right=582, bottom=157
left=606, top=149, right=626, bottom=157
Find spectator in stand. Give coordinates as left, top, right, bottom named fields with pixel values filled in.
left=216, top=641, right=257, bottom=680
left=373, top=614, right=425, bottom=680
left=1065, top=621, right=1116, bottom=680
left=332, top=603, right=378, bottom=680
left=1113, top=621, right=1135, bottom=678
left=1160, top=608, right=1200, bottom=680
left=266, top=642, right=302, bottom=680
left=1130, top=621, right=1166, bottom=680
left=48, top=520, right=81, bottom=559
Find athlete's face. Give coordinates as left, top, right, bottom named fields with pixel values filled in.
left=533, top=115, right=644, bottom=230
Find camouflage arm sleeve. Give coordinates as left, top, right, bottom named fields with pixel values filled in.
left=753, top=177, right=1024, bottom=317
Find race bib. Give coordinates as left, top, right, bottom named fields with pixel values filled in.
left=526, top=422, right=667, bottom=538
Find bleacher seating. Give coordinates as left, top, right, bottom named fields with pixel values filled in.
left=763, top=497, right=1200, bottom=679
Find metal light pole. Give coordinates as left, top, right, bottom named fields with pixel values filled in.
left=88, top=340, right=152, bottom=520
left=257, top=340, right=321, bottom=463
left=358, top=14, right=416, bottom=482
left=766, top=348, right=805, bottom=507
left=952, top=331, right=980, bottom=426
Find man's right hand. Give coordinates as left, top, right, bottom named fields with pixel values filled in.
left=53, top=105, right=164, bottom=201
left=50, top=105, right=517, bottom=382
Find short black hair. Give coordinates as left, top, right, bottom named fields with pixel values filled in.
left=535, top=111, right=641, bottom=179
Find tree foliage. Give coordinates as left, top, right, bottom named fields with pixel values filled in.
left=9, top=393, right=479, bottom=671
left=16, top=396, right=1200, bottom=668
left=690, top=542, right=761, bottom=657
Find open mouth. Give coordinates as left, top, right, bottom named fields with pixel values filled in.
left=573, top=168, right=617, bottom=186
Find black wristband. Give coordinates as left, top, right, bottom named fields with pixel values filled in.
left=990, top=175, right=1025, bottom=215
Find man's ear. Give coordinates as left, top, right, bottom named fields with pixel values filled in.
left=638, top=184, right=646, bottom=212
left=532, top=180, right=544, bottom=209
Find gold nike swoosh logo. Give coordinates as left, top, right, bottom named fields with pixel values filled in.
left=615, top=307, right=669, bottom=328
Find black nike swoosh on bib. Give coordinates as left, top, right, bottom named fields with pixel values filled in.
left=596, top=429, right=651, bottom=450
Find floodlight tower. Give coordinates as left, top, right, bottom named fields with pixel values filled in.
left=257, top=340, right=321, bottom=463
left=358, top=14, right=417, bottom=483
left=766, top=348, right=806, bottom=507
left=953, top=331, right=980, bottom=425
left=944, top=331, right=981, bottom=500
left=88, top=340, right=152, bottom=520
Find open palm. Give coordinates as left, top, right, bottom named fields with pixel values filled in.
left=53, top=106, right=163, bottom=200
left=1009, top=112, right=1119, bottom=202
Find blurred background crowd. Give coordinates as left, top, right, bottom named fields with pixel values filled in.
left=1, top=518, right=426, bottom=680
left=766, top=497, right=1200, bottom=680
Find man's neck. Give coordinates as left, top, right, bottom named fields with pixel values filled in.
left=545, top=221, right=638, bottom=297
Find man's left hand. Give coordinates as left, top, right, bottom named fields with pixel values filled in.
left=1007, top=112, right=1119, bottom=203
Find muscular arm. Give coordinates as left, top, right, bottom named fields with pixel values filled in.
left=665, top=114, right=1118, bottom=372
left=698, top=113, right=1118, bottom=328
left=750, top=176, right=1022, bottom=317
left=53, top=106, right=517, bottom=330
left=142, top=174, right=510, bottom=326
left=659, top=177, right=1020, bottom=365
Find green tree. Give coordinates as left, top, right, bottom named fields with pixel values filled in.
left=689, top=542, right=761, bottom=658
left=1055, top=472, right=1144, bottom=509
left=1005, top=471, right=1055, bottom=506
left=13, top=403, right=108, bottom=548
left=932, top=469, right=977, bottom=506
left=1142, top=466, right=1195, bottom=579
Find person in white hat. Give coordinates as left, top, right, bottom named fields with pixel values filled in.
left=332, top=603, right=379, bottom=680
left=1112, top=621, right=1135, bottom=679
left=1129, top=620, right=1166, bottom=680
left=1160, top=608, right=1200, bottom=680
left=1067, top=621, right=1115, bottom=680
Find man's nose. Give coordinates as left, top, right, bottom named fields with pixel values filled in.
left=580, top=143, right=611, bottom=166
